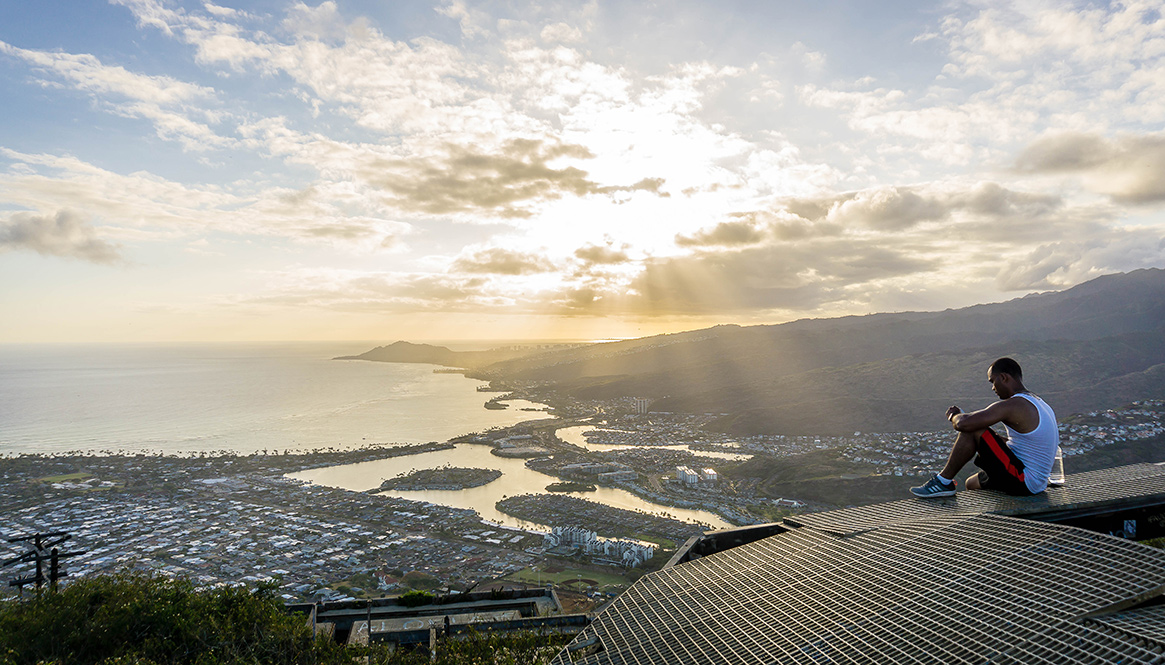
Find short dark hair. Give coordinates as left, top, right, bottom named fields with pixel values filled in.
left=990, top=357, right=1022, bottom=380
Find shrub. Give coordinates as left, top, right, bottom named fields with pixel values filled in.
left=0, top=573, right=569, bottom=665
left=401, top=571, right=441, bottom=590
left=0, top=573, right=347, bottom=665
left=369, top=628, right=569, bottom=665
left=397, top=590, right=435, bottom=608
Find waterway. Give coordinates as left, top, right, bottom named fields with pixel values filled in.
left=557, top=425, right=753, bottom=461
left=287, top=443, right=733, bottom=532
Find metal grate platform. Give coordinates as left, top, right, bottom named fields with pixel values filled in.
left=990, top=619, right=1165, bottom=664
left=1087, top=604, right=1165, bottom=644
left=555, top=506, right=1165, bottom=663
left=785, top=462, right=1165, bottom=536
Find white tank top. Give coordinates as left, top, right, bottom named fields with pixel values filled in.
left=1005, top=393, right=1059, bottom=493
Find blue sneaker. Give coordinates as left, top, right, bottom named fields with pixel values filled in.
left=910, top=475, right=956, bottom=498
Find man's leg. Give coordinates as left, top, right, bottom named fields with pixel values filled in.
left=966, top=472, right=984, bottom=490
left=910, top=428, right=985, bottom=497
left=967, top=428, right=1032, bottom=495
left=939, top=429, right=985, bottom=482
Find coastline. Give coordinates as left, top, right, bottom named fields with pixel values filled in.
left=0, top=343, right=549, bottom=456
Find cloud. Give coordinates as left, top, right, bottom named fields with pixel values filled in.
left=370, top=138, right=665, bottom=218
left=281, top=1, right=350, bottom=41
left=225, top=172, right=1159, bottom=320
left=676, top=219, right=766, bottom=247
left=951, top=182, right=1061, bottom=217
left=0, top=149, right=410, bottom=252
left=297, top=220, right=408, bottom=251
left=0, top=40, right=229, bottom=151
left=541, top=22, right=584, bottom=44
left=830, top=186, right=951, bottom=230
left=436, top=0, right=491, bottom=39
left=626, top=241, right=937, bottom=315
left=780, top=182, right=1059, bottom=230
left=0, top=209, right=123, bottom=264
left=995, top=225, right=1165, bottom=291
left=451, top=246, right=555, bottom=275
left=793, top=2, right=1165, bottom=174
left=574, top=241, right=631, bottom=265
left=235, top=267, right=512, bottom=314
left=1016, top=132, right=1165, bottom=204
left=1014, top=132, right=1112, bottom=172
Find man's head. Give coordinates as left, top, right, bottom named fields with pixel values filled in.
left=987, top=357, right=1024, bottom=399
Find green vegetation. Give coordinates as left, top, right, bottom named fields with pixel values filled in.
left=545, top=481, right=596, bottom=493
left=35, top=472, right=92, bottom=483
left=630, top=534, right=675, bottom=549
left=0, top=573, right=347, bottom=665
left=398, top=590, right=436, bottom=607
left=0, top=573, right=571, bottom=665
left=402, top=571, right=442, bottom=590
left=380, top=628, right=570, bottom=665
left=1066, top=433, right=1165, bottom=473
left=504, top=565, right=629, bottom=589
left=329, top=572, right=383, bottom=598
left=742, top=505, right=796, bottom=523
left=379, top=466, right=502, bottom=491
left=723, top=448, right=910, bottom=505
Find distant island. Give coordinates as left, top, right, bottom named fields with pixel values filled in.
left=377, top=466, right=502, bottom=491
left=546, top=481, right=596, bottom=493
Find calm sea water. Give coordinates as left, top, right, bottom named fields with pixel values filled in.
left=0, top=342, right=546, bottom=455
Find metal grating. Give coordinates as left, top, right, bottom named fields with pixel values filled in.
left=553, top=513, right=1165, bottom=665
left=785, top=462, right=1165, bottom=536
left=1088, top=604, right=1165, bottom=644
left=990, top=619, right=1165, bottom=664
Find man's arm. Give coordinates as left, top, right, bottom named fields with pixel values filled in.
left=947, top=399, right=1020, bottom=433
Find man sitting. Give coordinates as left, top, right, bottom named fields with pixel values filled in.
left=911, top=357, right=1059, bottom=498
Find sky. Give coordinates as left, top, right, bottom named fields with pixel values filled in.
left=1, top=0, right=1164, bottom=343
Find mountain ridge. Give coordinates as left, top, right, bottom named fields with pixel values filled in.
left=344, top=268, right=1165, bottom=434
left=478, top=267, right=1165, bottom=433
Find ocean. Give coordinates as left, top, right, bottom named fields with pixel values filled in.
left=0, top=342, right=546, bottom=456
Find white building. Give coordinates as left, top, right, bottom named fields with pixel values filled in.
left=544, top=526, right=656, bottom=567
left=599, top=469, right=639, bottom=481
left=546, top=526, right=598, bottom=549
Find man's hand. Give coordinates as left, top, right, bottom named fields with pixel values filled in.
left=946, top=406, right=962, bottom=422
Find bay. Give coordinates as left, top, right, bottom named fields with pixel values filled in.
left=0, top=342, right=545, bottom=455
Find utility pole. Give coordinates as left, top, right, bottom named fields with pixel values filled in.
left=3, top=532, right=87, bottom=598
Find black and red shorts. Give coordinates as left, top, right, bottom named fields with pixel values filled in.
left=973, top=429, right=1034, bottom=496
